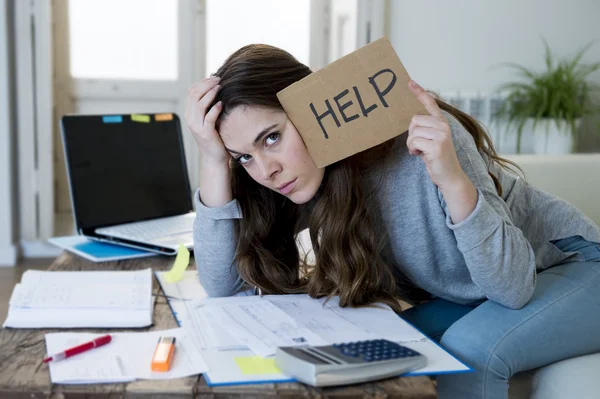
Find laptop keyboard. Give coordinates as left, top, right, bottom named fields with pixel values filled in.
left=95, top=213, right=195, bottom=242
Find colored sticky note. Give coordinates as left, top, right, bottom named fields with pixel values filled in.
left=234, top=356, right=282, bottom=375
left=155, top=113, right=173, bottom=121
left=131, top=114, right=151, bottom=123
left=102, top=115, right=123, bottom=123
left=164, top=244, right=190, bottom=283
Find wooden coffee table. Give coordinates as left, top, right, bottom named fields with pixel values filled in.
left=0, top=252, right=437, bottom=398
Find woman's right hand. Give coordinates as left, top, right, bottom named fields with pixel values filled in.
left=184, top=77, right=229, bottom=165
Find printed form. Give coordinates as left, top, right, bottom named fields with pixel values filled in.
left=202, top=298, right=327, bottom=357
left=196, top=295, right=424, bottom=357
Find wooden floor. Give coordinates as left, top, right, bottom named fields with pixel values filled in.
left=0, top=258, right=54, bottom=322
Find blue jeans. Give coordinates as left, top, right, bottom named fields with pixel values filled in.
left=402, top=236, right=600, bottom=399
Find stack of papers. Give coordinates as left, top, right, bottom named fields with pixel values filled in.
left=3, top=269, right=153, bottom=328
left=45, top=328, right=208, bottom=384
left=155, top=272, right=471, bottom=386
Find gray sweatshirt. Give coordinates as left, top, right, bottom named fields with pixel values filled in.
left=193, top=112, right=600, bottom=309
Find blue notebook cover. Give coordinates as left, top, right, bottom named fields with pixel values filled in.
left=49, top=236, right=156, bottom=262
left=73, top=241, right=149, bottom=258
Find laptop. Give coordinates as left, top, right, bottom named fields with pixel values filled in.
left=60, top=113, right=195, bottom=256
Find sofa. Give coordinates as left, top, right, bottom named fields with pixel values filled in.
left=506, top=154, right=600, bottom=399
left=296, top=153, right=600, bottom=398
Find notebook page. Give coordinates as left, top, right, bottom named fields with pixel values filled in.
left=4, top=307, right=152, bottom=328
left=11, top=269, right=152, bottom=310
left=10, top=283, right=150, bottom=309
left=21, top=268, right=151, bottom=285
left=3, top=269, right=153, bottom=328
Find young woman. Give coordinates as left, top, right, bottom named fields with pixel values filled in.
left=185, top=44, right=600, bottom=399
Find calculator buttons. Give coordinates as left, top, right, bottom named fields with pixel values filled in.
left=333, top=339, right=420, bottom=363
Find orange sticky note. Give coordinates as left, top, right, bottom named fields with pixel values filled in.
left=155, top=113, right=173, bottom=121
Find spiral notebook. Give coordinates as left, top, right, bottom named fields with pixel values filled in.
left=3, top=269, right=153, bottom=329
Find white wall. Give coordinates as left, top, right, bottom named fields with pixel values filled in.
left=389, top=0, right=600, bottom=92
left=329, top=0, right=358, bottom=61
left=0, top=0, right=18, bottom=266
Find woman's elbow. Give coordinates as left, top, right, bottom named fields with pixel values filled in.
left=493, top=276, right=536, bottom=310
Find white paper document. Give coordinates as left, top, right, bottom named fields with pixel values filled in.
left=198, top=295, right=426, bottom=358
left=45, top=328, right=208, bottom=384
left=154, top=273, right=471, bottom=386
left=154, top=270, right=255, bottom=303
left=4, top=269, right=153, bottom=328
left=154, top=270, right=259, bottom=329
left=155, top=270, right=208, bottom=301
left=268, top=295, right=423, bottom=343
left=182, top=300, right=246, bottom=351
left=402, top=338, right=468, bottom=376
left=10, top=281, right=149, bottom=309
left=203, top=299, right=328, bottom=357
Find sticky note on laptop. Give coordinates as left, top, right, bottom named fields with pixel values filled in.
left=131, top=114, right=151, bottom=123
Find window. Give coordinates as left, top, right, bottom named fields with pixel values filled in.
left=206, top=0, right=311, bottom=76
left=68, top=0, right=178, bottom=80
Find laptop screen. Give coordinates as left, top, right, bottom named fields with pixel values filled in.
left=61, top=113, right=193, bottom=231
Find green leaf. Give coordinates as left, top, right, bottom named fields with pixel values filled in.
left=569, top=41, right=594, bottom=71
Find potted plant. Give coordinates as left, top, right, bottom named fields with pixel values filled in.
left=493, top=41, right=600, bottom=154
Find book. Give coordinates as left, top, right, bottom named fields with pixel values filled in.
left=3, top=269, right=153, bottom=329
left=48, top=236, right=156, bottom=263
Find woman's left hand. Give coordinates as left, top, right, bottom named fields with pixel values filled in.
left=406, top=80, right=466, bottom=190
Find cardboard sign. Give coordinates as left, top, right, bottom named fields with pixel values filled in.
left=277, top=37, right=426, bottom=168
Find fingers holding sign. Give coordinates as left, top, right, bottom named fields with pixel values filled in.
left=406, top=80, right=465, bottom=190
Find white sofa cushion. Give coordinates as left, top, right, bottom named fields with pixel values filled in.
left=509, top=352, right=600, bottom=399
left=501, top=154, right=600, bottom=398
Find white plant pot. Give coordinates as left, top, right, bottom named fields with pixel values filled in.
left=529, top=118, right=580, bottom=155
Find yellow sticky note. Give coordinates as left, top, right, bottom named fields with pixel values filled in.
left=155, top=113, right=173, bottom=121
left=234, top=356, right=282, bottom=375
left=131, top=114, right=150, bottom=123
left=164, top=244, right=190, bottom=283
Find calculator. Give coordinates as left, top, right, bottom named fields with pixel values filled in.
left=274, top=339, right=426, bottom=387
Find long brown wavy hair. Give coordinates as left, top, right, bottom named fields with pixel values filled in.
left=211, top=44, right=521, bottom=311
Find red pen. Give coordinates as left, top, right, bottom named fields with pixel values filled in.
left=43, top=334, right=112, bottom=363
